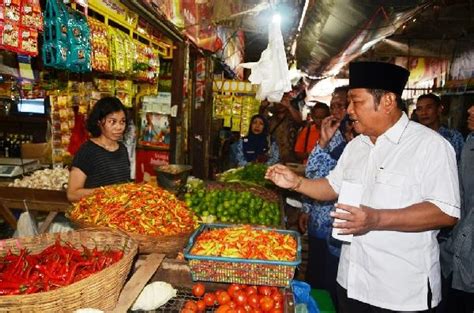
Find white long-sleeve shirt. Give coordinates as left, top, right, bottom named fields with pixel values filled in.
left=327, top=113, right=460, bottom=311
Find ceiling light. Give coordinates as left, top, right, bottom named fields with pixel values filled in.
left=272, top=13, right=281, bottom=24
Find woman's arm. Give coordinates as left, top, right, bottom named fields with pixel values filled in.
left=66, top=167, right=96, bottom=202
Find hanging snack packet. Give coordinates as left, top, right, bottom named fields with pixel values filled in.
left=19, top=26, right=38, bottom=55
left=4, top=0, right=20, bottom=23
left=1, top=23, right=20, bottom=51
left=21, top=0, right=43, bottom=30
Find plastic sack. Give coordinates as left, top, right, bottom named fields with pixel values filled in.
left=239, top=16, right=291, bottom=103
left=13, top=212, right=39, bottom=238
left=291, top=280, right=320, bottom=313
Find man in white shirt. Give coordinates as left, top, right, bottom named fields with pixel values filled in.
left=265, top=61, right=460, bottom=312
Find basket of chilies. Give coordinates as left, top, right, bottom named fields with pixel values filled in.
left=0, top=228, right=137, bottom=312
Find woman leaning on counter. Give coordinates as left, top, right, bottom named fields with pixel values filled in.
left=67, top=97, right=131, bottom=202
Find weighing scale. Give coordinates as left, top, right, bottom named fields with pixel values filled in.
left=0, top=158, right=41, bottom=178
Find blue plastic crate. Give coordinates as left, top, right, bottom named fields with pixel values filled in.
left=184, top=223, right=302, bottom=287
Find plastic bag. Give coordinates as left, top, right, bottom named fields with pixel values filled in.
left=291, top=280, right=320, bottom=313
left=13, top=211, right=39, bottom=238
left=239, top=16, right=291, bottom=103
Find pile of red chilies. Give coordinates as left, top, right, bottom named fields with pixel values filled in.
left=0, top=239, right=124, bottom=295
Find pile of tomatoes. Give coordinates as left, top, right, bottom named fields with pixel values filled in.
left=181, top=282, right=285, bottom=313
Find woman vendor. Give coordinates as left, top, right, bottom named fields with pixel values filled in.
left=67, top=97, right=131, bottom=201
left=234, top=114, right=280, bottom=167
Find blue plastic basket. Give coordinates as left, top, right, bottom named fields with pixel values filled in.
left=184, top=223, right=301, bottom=287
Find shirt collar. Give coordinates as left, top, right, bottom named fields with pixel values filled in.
left=360, top=112, right=409, bottom=146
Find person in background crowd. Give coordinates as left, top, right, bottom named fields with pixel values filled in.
left=298, top=86, right=353, bottom=308
left=294, top=102, right=330, bottom=163
left=440, top=104, right=474, bottom=313
left=416, top=93, right=464, bottom=161
left=266, top=62, right=460, bottom=312
left=411, top=108, right=419, bottom=122
left=123, top=108, right=137, bottom=180
left=260, top=91, right=303, bottom=163
left=234, top=114, right=279, bottom=167
left=67, top=97, right=131, bottom=202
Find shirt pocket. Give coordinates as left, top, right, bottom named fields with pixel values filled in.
left=370, top=170, right=406, bottom=209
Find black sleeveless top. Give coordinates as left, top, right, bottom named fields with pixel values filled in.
left=72, top=140, right=130, bottom=188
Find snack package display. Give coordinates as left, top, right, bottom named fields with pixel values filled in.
left=1, top=23, right=20, bottom=51
left=20, top=0, right=42, bottom=30
left=66, top=10, right=91, bottom=72
left=88, top=18, right=110, bottom=72
left=4, top=0, right=20, bottom=23
left=42, top=0, right=91, bottom=72
left=19, top=26, right=37, bottom=55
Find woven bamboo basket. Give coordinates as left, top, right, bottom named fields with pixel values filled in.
left=71, top=219, right=194, bottom=256
left=0, top=228, right=137, bottom=312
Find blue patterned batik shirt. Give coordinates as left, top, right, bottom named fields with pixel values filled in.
left=302, top=129, right=347, bottom=257
left=438, top=125, right=464, bottom=162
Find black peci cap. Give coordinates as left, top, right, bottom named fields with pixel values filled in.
left=349, top=61, right=410, bottom=95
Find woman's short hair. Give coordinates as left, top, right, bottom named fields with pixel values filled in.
left=87, top=97, right=128, bottom=137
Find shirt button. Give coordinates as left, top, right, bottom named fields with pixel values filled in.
left=462, top=233, right=466, bottom=238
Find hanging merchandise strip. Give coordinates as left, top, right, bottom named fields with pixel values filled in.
left=42, top=0, right=92, bottom=73
left=212, top=80, right=260, bottom=135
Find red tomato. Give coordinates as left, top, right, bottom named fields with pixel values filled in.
left=192, top=283, right=206, bottom=297
left=258, top=286, right=272, bottom=296
left=217, top=291, right=232, bottom=305
left=196, top=300, right=206, bottom=312
left=247, top=294, right=260, bottom=308
left=273, top=300, right=283, bottom=309
left=184, top=300, right=198, bottom=312
left=235, top=306, right=247, bottom=313
left=269, top=308, right=283, bottom=313
left=228, top=283, right=241, bottom=298
left=217, top=304, right=238, bottom=313
left=228, top=300, right=237, bottom=308
left=204, top=292, right=217, bottom=307
left=233, top=290, right=247, bottom=306
left=180, top=309, right=195, bottom=313
left=242, top=303, right=253, bottom=312
left=259, top=296, right=275, bottom=312
left=216, top=304, right=231, bottom=313
left=270, top=290, right=283, bottom=304
left=245, top=286, right=258, bottom=296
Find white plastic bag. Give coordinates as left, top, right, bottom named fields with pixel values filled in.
left=240, top=16, right=292, bottom=103
left=131, top=281, right=177, bottom=311
left=13, top=211, right=38, bottom=238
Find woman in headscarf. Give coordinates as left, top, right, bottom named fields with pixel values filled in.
left=234, top=114, right=280, bottom=167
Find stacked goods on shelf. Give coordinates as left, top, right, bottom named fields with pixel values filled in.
left=50, top=94, right=74, bottom=165
left=0, top=0, right=42, bottom=55
left=68, top=183, right=199, bottom=254
left=0, top=229, right=137, bottom=311
left=184, top=224, right=301, bottom=287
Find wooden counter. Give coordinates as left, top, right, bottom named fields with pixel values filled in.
left=0, top=186, right=71, bottom=232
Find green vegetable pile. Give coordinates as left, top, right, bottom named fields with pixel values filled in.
left=217, top=163, right=273, bottom=187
